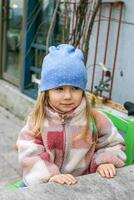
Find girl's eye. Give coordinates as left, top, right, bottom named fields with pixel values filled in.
left=72, top=87, right=79, bottom=90
left=55, top=87, right=64, bottom=91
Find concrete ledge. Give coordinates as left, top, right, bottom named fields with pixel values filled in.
left=0, top=80, right=35, bottom=119
left=1, top=165, right=134, bottom=200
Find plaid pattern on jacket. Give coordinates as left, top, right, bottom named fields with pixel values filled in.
left=16, top=98, right=126, bottom=186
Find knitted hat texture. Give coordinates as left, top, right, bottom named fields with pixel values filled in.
left=40, top=44, right=87, bottom=91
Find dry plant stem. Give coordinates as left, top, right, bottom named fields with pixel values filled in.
left=84, top=0, right=102, bottom=62
left=46, top=0, right=61, bottom=54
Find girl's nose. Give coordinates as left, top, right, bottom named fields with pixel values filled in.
left=64, top=89, right=72, bottom=99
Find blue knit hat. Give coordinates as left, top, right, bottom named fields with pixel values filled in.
left=39, top=44, right=87, bottom=92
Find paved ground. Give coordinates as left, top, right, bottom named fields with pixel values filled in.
left=0, top=106, right=24, bottom=192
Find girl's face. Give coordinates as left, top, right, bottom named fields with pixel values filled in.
left=48, top=86, right=83, bottom=112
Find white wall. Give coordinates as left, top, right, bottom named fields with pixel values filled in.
left=86, top=0, right=134, bottom=104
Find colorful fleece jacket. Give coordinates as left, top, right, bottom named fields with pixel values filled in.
left=16, top=98, right=126, bottom=186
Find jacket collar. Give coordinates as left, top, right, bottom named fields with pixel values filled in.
left=46, top=97, right=86, bottom=122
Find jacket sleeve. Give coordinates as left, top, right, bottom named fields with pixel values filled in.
left=16, top=119, right=60, bottom=186
left=90, top=110, right=126, bottom=173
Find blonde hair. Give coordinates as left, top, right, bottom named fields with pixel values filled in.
left=73, top=93, right=93, bottom=144
left=29, top=91, right=93, bottom=143
left=29, top=92, right=48, bottom=134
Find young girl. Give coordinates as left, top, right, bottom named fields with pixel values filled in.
left=17, top=44, right=126, bottom=186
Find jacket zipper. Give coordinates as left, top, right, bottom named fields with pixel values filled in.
left=60, top=115, right=66, bottom=172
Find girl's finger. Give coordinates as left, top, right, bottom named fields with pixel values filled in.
left=111, top=164, right=116, bottom=175
left=51, top=175, right=69, bottom=184
left=50, top=175, right=72, bottom=185
left=60, top=176, right=72, bottom=184
left=55, top=179, right=65, bottom=184
left=49, top=174, right=77, bottom=185
left=61, top=175, right=76, bottom=185
left=107, top=165, right=116, bottom=177
left=97, top=166, right=105, bottom=177
left=49, top=177, right=65, bottom=184
left=102, top=164, right=116, bottom=178
left=103, top=167, right=111, bottom=178
left=65, top=174, right=77, bottom=183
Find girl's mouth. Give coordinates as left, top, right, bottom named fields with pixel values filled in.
left=61, top=103, right=73, bottom=106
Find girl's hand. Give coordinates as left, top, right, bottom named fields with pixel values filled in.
left=49, top=174, right=77, bottom=185
left=96, top=163, right=116, bottom=178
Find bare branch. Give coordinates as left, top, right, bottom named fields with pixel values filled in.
left=46, top=0, right=61, bottom=54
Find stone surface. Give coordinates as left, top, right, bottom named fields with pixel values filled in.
left=0, top=106, right=23, bottom=191
left=0, top=80, right=35, bottom=120
left=1, top=165, right=134, bottom=200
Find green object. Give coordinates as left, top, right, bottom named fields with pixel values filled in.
left=102, top=109, right=134, bottom=165
left=90, top=117, right=97, bottom=136
left=5, top=180, right=23, bottom=192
